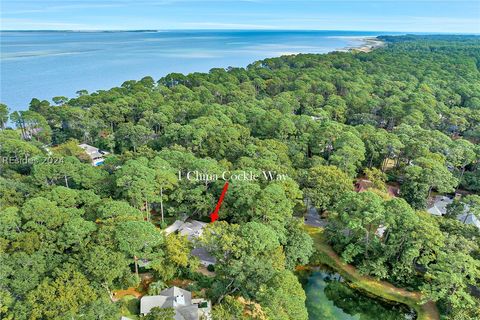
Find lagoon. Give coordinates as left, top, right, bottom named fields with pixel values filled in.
left=299, top=267, right=415, bottom=320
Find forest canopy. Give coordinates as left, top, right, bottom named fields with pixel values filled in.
left=0, top=35, right=479, bottom=320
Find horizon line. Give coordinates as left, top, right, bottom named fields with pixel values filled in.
left=1, top=29, right=479, bottom=35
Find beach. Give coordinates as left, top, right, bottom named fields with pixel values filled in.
left=352, top=37, right=385, bottom=52
left=0, top=30, right=393, bottom=111
left=334, top=36, right=385, bottom=52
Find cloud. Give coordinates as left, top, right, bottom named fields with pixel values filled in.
left=2, top=2, right=126, bottom=15
left=1, top=0, right=478, bottom=32
left=0, top=18, right=106, bottom=30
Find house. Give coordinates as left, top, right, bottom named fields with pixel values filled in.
left=427, top=196, right=453, bottom=216
left=387, top=185, right=400, bottom=197
left=375, top=225, right=387, bottom=237
left=191, top=247, right=216, bottom=267
left=164, top=220, right=185, bottom=235
left=426, top=196, right=479, bottom=229
left=164, top=219, right=207, bottom=241
left=164, top=219, right=216, bottom=267
left=193, top=298, right=212, bottom=320
left=355, top=179, right=399, bottom=198
left=140, top=287, right=210, bottom=320
left=355, top=179, right=373, bottom=192
left=178, top=220, right=207, bottom=241
left=78, top=143, right=109, bottom=166
left=23, top=127, right=43, bottom=140
left=457, top=213, right=480, bottom=229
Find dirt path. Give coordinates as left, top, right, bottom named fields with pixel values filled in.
left=305, top=226, right=440, bottom=320
left=112, top=287, right=143, bottom=301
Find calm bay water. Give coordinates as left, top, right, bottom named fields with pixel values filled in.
left=0, top=30, right=388, bottom=112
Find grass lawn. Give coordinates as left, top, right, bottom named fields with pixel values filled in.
left=305, top=225, right=440, bottom=320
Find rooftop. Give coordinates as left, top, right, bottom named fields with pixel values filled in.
left=457, top=213, right=480, bottom=229
left=140, top=286, right=196, bottom=319
left=427, top=196, right=453, bottom=216
left=78, top=143, right=109, bottom=162
left=164, top=219, right=207, bottom=241
left=139, top=287, right=211, bottom=320
left=164, top=219, right=216, bottom=266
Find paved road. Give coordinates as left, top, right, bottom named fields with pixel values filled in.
left=304, top=205, right=328, bottom=228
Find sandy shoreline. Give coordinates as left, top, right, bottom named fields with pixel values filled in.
left=338, top=36, right=385, bottom=53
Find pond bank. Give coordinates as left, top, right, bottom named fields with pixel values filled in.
left=305, top=226, right=440, bottom=320
left=298, top=266, right=414, bottom=319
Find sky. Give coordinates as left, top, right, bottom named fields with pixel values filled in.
left=1, top=0, right=479, bottom=33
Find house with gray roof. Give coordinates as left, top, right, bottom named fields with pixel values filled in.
left=457, top=213, right=480, bottom=230
left=78, top=143, right=109, bottom=166
left=140, top=287, right=210, bottom=320
left=427, top=195, right=480, bottom=230
left=164, top=219, right=216, bottom=267
left=427, top=196, right=453, bottom=216
left=178, top=220, right=207, bottom=241
left=164, top=220, right=185, bottom=235
left=191, top=247, right=216, bottom=267
left=165, top=219, right=207, bottom=240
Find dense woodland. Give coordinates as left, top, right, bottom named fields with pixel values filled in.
left=0, top=35, right=479, bottom=320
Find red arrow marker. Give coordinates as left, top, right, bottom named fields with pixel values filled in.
left=210, top=181, right=229, bottom=223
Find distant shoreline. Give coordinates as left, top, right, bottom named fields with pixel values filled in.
left=337, top=36, right=385, bottom=53
left=1, top=31, right=388, bottom=112
left=352, top=37, right=385, bottom=52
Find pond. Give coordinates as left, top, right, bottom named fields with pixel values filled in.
left=298, top=267, right=416, bottom=320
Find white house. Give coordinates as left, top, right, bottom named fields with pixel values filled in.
left=457, top=213, right=480, bottom=229
left=78, top=143, right=109, bottom=166
left=427, top=196, right=453, bottom=216
left=164, top=219, right=216, bottom=267
left=178, top=220, right=208, bottom=241
left=427, top=196, right=479, bottom=230
left=164, top=220, right=185, bottom=235
left=165, top=219, right=207, bottom=240
left=140, top=287, right=210, bottom=320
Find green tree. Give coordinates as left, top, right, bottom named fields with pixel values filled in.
left=283, top=219, right=314, bottom=270
left=403, top=156, right=458, bottom=199
left=0, top=103, right=9, bottom=129
left=363, top=167, right=387, bottom=192
left=115, top=123, right=153, bottom=152
left=257, top=270, right=308, bottom=320
left=96, top=199, right=144, bottom=221
left=145, top=307, right=176, bottom=320
left=10, top=110, right=52, bottom=143
left=200, top=221, right=283, bottom=302
left=304, top=165, right=353, bottom=211
left=329, top=191, right=385, bottom=263
left=150, top=157, right=178, bottom=223
left=447, top=139, right=477, bottom=191
left=82, top=246, right=130, bottom=300
left=421, top=235, right=480, bottom=318
left=115, top=158, right=157, bottom=220
left=329, top=131, right=366, bottom=177
left=447, top=194, right=480, bottom=221
left=26, top=268, right=97, bottom=320
left=115, top=220, right=163, bottom=276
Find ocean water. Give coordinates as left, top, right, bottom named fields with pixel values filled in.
left=1, top=30, right=387, bottom=112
